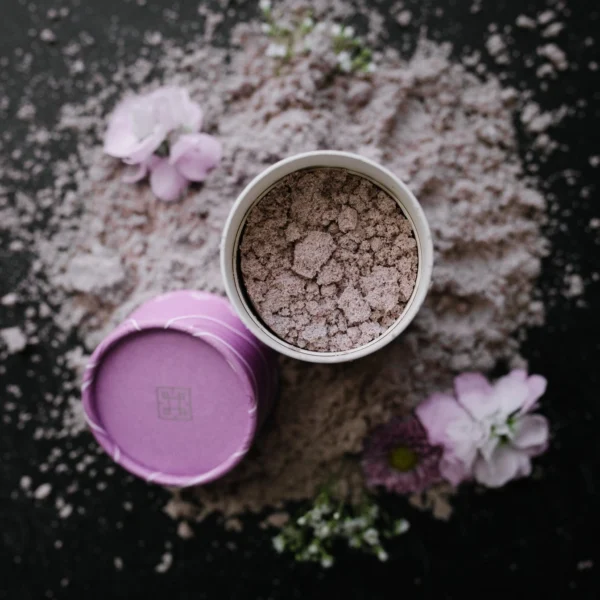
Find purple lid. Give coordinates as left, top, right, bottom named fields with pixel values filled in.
left=82, top=290, right=276, bottom=487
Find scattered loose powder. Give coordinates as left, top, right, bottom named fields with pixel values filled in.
left=33, top=483, right=52, bottom=500
left=240, top=168, right=418, bottom=352
left=0, top=326, right=28, bottom=354
left=1, top=1, right=555, bottom=522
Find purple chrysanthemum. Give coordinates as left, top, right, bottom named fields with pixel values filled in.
left=361, top=416, right=443, bottom=495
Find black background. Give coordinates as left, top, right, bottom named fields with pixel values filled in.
left=1, top=0, right=599, bottom=598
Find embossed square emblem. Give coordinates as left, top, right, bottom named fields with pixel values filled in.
left=156, top=387, right=192, bottom=421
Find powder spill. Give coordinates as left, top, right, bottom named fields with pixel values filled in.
left=240, top=167, right=418, bottom=352
left=0, top=326, right=28, bottom=354
left=1, top=0, right=569, bottom=524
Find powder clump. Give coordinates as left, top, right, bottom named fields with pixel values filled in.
left=293, top=231, right=336, bottom=279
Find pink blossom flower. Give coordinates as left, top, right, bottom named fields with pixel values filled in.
left=103, top=87, right=222, bottom=202
left=416, top=370, right=549, bottom=488
left=361, top=416, right=443, bottom=494
left=104, top=87, right=203, bottom=164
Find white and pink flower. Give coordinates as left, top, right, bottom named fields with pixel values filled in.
left=103, top=86, right=222, bottom=202
left=416, top=370, right=549, bottom=488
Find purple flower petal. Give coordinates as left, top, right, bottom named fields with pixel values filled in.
left=512, top=414, right=549, bottom=452
left=454, top=372, right=495, bottom=421
left=149, top=86, right=203, bottom=132
left=479, top=436, right=500, bottom=462
left=104, top=96, right=168, bottom=164
left=473, top=445, right=530, bottom=488
left=149, top=87, right=184, bottom=131
left=439, top=455, right=472, bottom=486
left=104, top=98, right=139, bottom=157
left=490, top=370, right=531, bottom=417
left=122, top=154, right=160, bottom=183
left=521, top=375, right=548, bottom=414
left=416, top=393, right=468, bottom=446
left=149, top=158, right=189, bottom=202
left=123, top=128, right=167, bottom=164
left=171, top=133, right=222, bottom=182
left=417, top=391, right=486, bottom=485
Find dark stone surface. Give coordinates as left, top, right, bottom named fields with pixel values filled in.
left=0, top=0, right=599, bottom=598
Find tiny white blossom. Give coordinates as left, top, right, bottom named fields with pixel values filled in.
left=315, top=523, right=331, bottom=539
left=330, top=23, right=342, bottom=36
left=343, top=516, right=367, bottom=534
left=394, top=519, right=410, bottom=535
left=342, top=519, right=356, bottom=534
left=302, top=17, right=314, bottom=29
left=259, top=0, right=272, bottom=12
left=337, top=50, right=352, bottom=73
left=355, top=517, right=368, bottom=529
left=366, top=62, right=377, bottom=73
left=314, top=22, right=327, bottom=33
left=377, top=549, right=389, bottom=562
left=297, top=516, right=307, bottom=526
left=266, top=42, right=288, bottom=58
left=321, top=556, right=334, bottom=568
left=368, top=505, right=380, bottom=519
left=309, top=507, right=323, bottom=522
left=261, top=23, right=272, bottom=34
left=319, top=502, right=332, bottom=515
left=343, top=26, right=355, bottom=38
left=363, top=528, right=379, bottom=546
left=308, top=543, right=319, bottom=555
left=272, top=535, right=285, bottom=553
left=349, top=536, right=361, bottom=548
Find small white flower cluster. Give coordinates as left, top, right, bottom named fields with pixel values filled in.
left=258, top=0, right=303, bottom=62
left=330, top=23, right=354, bottom=38
left=271, top=491, right=409, bottom=568
left=257, top=2, right=375, bottom=73
left=330, top=22, right=376, bottom=74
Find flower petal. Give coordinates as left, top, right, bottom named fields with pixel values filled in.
left=124, top=127, right=167, bottom=164
left=516, top=454, right=533, bottom=477
left=103, top=95, right=168, bottom=163
left=454, top=372, right=495, bottom=420
left=512, top=414, right=549, bottom=451
left=521, top=375, right=548, bottom=414
left=149, top=159, right=188, bottom=202
left=180, top=93, right=203, bottom=132
left=490, top=370, right=531, bottom=418
left=417, top=393, right=481, bottom=483
left=416, top=393, right=470, bottom=446
left=170, top=133, right=222, bottom=182
left=479, top=436, right=500, bottom=462
left=439, top=455, right=472, bottom=486
left=473, top=445, right=529, bottom=487
left=122, top=162, right=148, bottom=184
left=122, top=155, right=160, bottom=183
left=103, top=99, right=139, bottom=158
left=149, top=86, right=203, bottom=132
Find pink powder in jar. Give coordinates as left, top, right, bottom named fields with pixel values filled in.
left=239, top=167, right=419, bottom=352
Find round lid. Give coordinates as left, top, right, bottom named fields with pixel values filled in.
left=85, top=326, right=256, bottom=486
